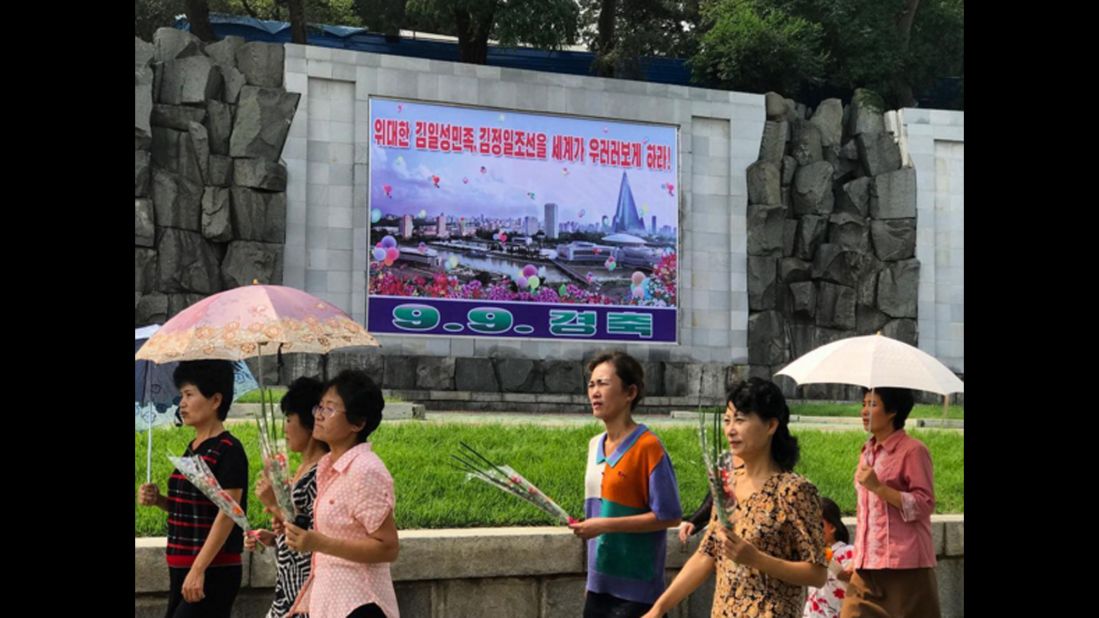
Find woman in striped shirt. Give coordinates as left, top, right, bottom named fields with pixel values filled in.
left=245, top=376, right=327, bottom=618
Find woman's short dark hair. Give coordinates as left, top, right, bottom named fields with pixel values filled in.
left=727, top=377, right=799, bottom=471
left=281, top=376, right=328, bottom=451
left=325, top=370, right=385, bottom=443
left=586, top=351, right=645, bottom=411
left=173, top=360, right=234, bottom=421
left=862, top=387, right=915, bottom=430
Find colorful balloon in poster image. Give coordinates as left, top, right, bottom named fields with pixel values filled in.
left=578, top=209, right=585, bottom=218
left=418, top=209, right=427, bottom=219
left=381, top=235, right=398, bottom=249
left=604, top=257, right=617, bottom=271
left=462, top=177, right=469, bottom=184
left=432, top=175, right=441, bottom=188
left=371, top=208, right=382, bottom=224
left=480, top=166, right=487, bottom=174
left=630, top=272, right=646, bottom=297
left=418, top=242, right=428, bottom=253
left=382, top=184, right=392, bottom=198
left=522, top=264, right=538, bottom=278
left=372, top=247, right=386, bottom=262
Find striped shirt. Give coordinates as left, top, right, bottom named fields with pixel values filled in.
left=267, top=465, right=318, bottom=618
left=166, top=431, right=248, bottom=569
left=583, top=424, right=682, bottom=604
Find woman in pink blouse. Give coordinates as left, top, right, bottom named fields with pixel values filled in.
left=840, top=387, right=940, bottom=618
left=283, top=370, right=400, bottom=618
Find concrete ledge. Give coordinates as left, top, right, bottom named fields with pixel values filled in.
left=431, top=390, right=470, bottom=401
left=137, top=516, right=962, bottom=587
left=135, top=537, right=255, bottom=592
left=387, top=402, right=426, bottom=420
left=392, top=527, right=585, bottom=580
left=137, top=515, right=962, bottom=616
left=501, top=393, right=538, bottom=404
left=915, top=418, right=964, bottom=429
left=939, top=513, right=964, bottom=557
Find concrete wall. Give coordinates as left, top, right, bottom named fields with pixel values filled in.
left=897, top=109, right=964, bottom=374
left=136, top=515, right=963, bottom=617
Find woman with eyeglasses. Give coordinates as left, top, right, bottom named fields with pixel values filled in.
left=243, top=376, right=327, bottom=618
left=282, top=370, right=399, bottom=618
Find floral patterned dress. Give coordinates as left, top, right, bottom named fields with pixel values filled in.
left=698, top=470, right=827, bottom=618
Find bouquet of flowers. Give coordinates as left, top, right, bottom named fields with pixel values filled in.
left=450, top=442, right=577, bottom=525
left=253, top=390, right=297, bottom=521
left=698, top=410, right=735, bottom=529
left=168, top=455, right=264, bottom=553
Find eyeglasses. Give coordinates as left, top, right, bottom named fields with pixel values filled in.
left=312, top=404, right=344, bottom=419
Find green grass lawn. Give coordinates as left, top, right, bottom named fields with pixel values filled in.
left=753, top=401, right=963, bottom=420
left=135, top=422, right=962, bottom=536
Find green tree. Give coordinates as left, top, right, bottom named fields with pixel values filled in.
left=690, top=0, right=827, bottom=97
left=137, top=0, right=365, bottom=42
left=136, top=0, right=182, bottom=41
left=582, top=0, right=700, bottom=78
left=372, top=0, right=579, bottom=64
left=762, top=0, right=963, bottom=107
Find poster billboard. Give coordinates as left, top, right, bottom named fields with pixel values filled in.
left=367, top=97, right=679, bottom=343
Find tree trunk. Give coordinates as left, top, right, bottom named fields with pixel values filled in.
left=184, top=0, right=216, bottom=42
left=896, top=0, right=921, bottom=49
left=594, top=0, right=617, bottom=77
left=892, top=0, right=921, bottom=107
left=287, top=0, right=308, bottom=44
left=454, top=6, right=493, bottom=64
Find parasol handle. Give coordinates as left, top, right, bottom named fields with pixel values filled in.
left=147, top=422, right=154, bottom=484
